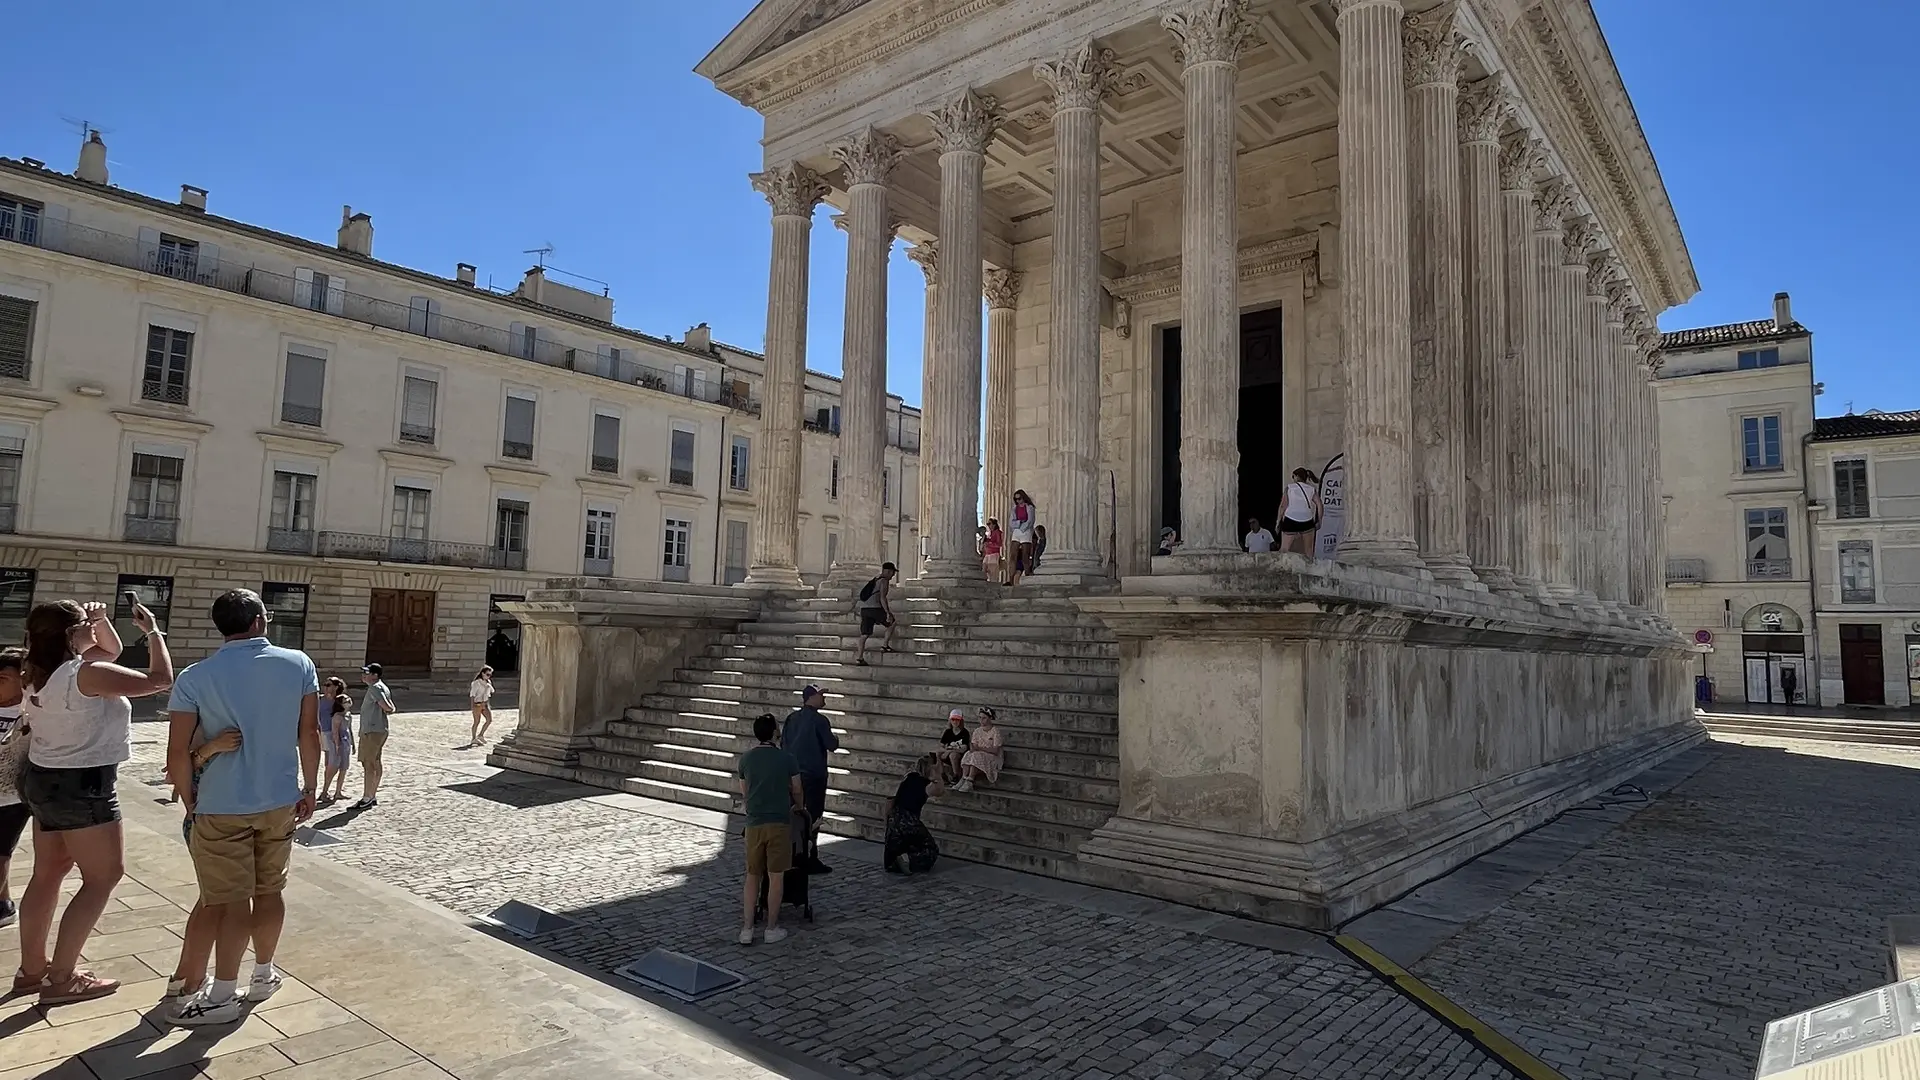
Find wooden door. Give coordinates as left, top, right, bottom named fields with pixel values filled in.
left=1840, top=624, right=1885, bottom=705
left=367, top=588, right=435, bottom=671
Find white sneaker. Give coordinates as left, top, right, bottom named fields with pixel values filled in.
left=737, top=928, right=755, bottom=945
left=763, top=927, right=789, bottom=944
left=243, top=969, right=282, bottom=1002
left=953, top=779, right=972, bottom=792
left=163, top=978, right=189, bottom=1000
left=168, top=990, right=242, bottom=1027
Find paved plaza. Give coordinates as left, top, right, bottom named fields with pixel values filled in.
left=80, top=708, right=1913, bottom=1079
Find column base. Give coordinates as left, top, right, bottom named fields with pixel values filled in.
left=486, top=729, right=594, bottom=770
left=1335, top=538, right=1429, bottom=578
left=921, top=557, right=988, bottom=585
left=742, top=564, right=805, bottom=589
left=1030, top=551, right=1107, bottom=586
left=1473, top=565, right=1521, bottom=595
left=1423, top=554, right=1482, bottom=590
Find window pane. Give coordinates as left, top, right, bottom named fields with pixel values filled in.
left=669, top=430, right=695, bottom=485
left=504, top=395, right=536, bottom=458
left=400, top=377, right=437, bottom=441
left=282, top=351, right=325, bottom=426
left=592, top=414, right=620, bottom=470
left=0, top=295, right=35, bottom=380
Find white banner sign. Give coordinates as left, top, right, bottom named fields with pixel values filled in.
left=1315, top=453, right=1345, bottom=560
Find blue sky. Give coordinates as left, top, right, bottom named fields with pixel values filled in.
left=10, top=0, right=1915, bottom=414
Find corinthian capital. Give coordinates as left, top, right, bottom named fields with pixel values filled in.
left=1034, top=40, right=1118, bottom=111
left=1457, top=79, right=1510, bottom=145
left=750, top=163, right=830, bottom=219
left=1585, top=251, right=1617, bottom=297
left=1163, top=0, right=1256, bottom=68
left=982, top=268, right=1025, bottom=310
left=906, top=240, right=939, bottom=285
left=1403, top=3, right=1465, bottom=88
left=1562, top=215, right=1598, bottom=265
left=830, top=126, right=902, bottom=187
left=1532, top=177, right=1576, bottom=232
left=1498, top=133, right=1544, bottom=194
left=927, top=89, right=1002, bottom=155
left=1605, top=279, right=1634, bottom=324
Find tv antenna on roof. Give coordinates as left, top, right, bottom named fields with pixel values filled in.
left=61, top=116, right=112, bottom=140
left=523, top=243, right=556, bottom=268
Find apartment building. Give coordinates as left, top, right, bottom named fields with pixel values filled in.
left=1805, top=409, right=1920, bottom=707
left=1656, top=293, right=1818, bottom=705
left=0, top=133, right=921, bottom=678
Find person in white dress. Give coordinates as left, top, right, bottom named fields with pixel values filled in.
left=468, top=666, right=494, bottom=749
left=1276, top=468, right=1322, bottom=555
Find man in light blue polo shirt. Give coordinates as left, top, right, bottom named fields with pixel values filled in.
left=164, top=588, right=319, bottom=1026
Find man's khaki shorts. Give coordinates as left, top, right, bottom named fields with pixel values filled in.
left=744, top=823, right=792, bottom=877
left=190, top=805, right=296, bottom=906
left=359, top=731, right=388, bottom=768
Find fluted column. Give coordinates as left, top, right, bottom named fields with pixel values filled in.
left=1405, top=8, right=1472, bottom=584
left=1580, top=251, right=1612, bottom=604
left=1529, top=178, right=1576, bottom=598
left=1033, top=39, right=1114, bottom=577
left=1558, top=216, right=1597, bottom=606
left=1499, top=134, right=1548, bottom=598
left=1164, top=0, right=1253, bottom=554
left=922, top=90, right=1000, bottom=581
left=907, top=240, right=939, bottom=564
left=1330, top=0, right=1421, bottom=570
left=1459, top=81, right=1513, bottom=592
left=982, top=269, right=1023, bottom=544
left=1603, top=282, right=1633, bottom=606
left=745, top=163, right=829, bottom=587
left=829, top=128, right=902, bottom=580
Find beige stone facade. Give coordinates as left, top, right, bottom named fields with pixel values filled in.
left=1806, top=414, right=1920, bottom=708
left=0, top=142, right=920, bottom=674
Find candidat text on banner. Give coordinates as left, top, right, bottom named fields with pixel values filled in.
left=1316, top=454, right=1345, bottom=561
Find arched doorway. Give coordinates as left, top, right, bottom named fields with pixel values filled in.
left=1739, top=603, right=1806, bottom=705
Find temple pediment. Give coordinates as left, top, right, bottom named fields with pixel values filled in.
left=697, top=0, right=879, bottom=83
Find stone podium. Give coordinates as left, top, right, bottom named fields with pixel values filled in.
left=1074, top=553, right=1701, bottom=927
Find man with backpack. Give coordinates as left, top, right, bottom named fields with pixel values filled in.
left=853, top=562, right=897, bottom=667
left=782, top=685, right=839, bottom=874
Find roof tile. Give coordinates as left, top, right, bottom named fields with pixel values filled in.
left=1660, top=318, right=1808, bottom=350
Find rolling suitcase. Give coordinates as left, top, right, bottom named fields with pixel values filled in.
left=753, top=807, right=815, bottom=924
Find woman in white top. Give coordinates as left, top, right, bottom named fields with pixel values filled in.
left=14, top=598, right=173, bottom=1005
left=1276, top=468, right=1322, bottom=556
left=468, top=665, right=495, bottom=749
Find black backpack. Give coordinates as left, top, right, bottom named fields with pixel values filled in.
left=859, top=577, right=878, bottom=603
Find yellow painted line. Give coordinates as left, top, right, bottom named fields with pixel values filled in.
left=1335, top=934, right=1567, bottom=1080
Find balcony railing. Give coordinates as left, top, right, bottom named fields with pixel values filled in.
left=583, top=556, right=613, bottom=576
left=0, top=502, right=14, bottom=533
left=316, top=531, right=522, bottom=569
left=493, top=548, right=528, bottom=571
left=124, top=514, right=179, bottom=545
left=501, top=440, right=533, bottom=461
left=279, top=402, right=322, bottom=427
left=1747, top=557, right=1793, bottom=580
left=1842, top=586, right=1876, bottom=604
left=1665, top=558, right=1707, bottom=584
left=266, top=527, right=315, bottom=554
left=398, top=423, right=436, bottom=444
left=590, top=455, right=620, bottom=475
left=3, top=216, right=760, bottom=415
left=140, top=379, right=189, bottom=405
left=0, top=355, right=25, bottom=380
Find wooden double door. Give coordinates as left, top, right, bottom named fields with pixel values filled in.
left=1839, top=623, right=1885, bottom=705
left=367, top=588, right=435, bottom=672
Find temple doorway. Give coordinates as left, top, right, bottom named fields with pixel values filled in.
left=1159, top=306, right=1287, bottom=542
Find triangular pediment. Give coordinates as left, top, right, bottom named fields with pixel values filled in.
left=697, top=0, right=877, bottom=81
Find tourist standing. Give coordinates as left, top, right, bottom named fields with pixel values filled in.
left=15, top=598, right=174, bottom=1004
left=853, top=562, right=898, bottom=667
left=1277, top=468, right=1321, bottom=555
left=163, top=588, right=319, bottom=1025
left=468, top=665, right=495, bottom=749
left=982, top=518, right=1004, bottom=584
left=355, top=664, right=395, bottom=809
left=737, top=713, right=803, bottom=945
left=1245, top=518, right=1276, bottom=553
left=782, top=685, right=839, bottom=874
left=319, top=677, right=354, bottom=804
left=0, top=648, right=28, bottom=931
left=1008, top=491, right=1038, bottom=586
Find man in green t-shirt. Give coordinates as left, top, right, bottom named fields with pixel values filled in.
left=737, top=713, right=803, bottom=944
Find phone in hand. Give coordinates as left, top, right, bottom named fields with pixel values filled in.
left=122, top=589, right=140, bottom=610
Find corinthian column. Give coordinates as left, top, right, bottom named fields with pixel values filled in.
left=1559, top=215, right=1598, bottom=607
left=907, top=240, right=938, bottom=564
left=1459, top=80, right=1513, bottom=592
left=1163, top=0, right=1253, bottom=554
left=1405, top=6, right=1472, bottom=584
left=1330, top=0, right=1421, bottom=570
left=1033, top=39, right=1114, bottom=577
left=1529, top=179, right=1575, bottom=598
left=1499, top=134, right=1548, bottom=598
left=922, top=90, right=1000, bottom=582
left=1581, top=252, right=1614, bottom=604
left=829, top=128, right=902, bottom=581
left=982, top=268, right=1023, bottom=545
left=745, top=163, right=829, bottom=587
left=1604, top=280, right=1634, bottom=606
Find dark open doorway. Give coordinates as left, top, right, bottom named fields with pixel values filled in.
left=1159, top=307, right=1286, bottom=541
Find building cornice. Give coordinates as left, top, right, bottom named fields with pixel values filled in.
left=379, top=447, right=456, bottom=474
left=485, top=462, right=551, bottom=483
left=111, top=409, right=213, bottom=440
left=0, top=393, right=59, bottom=421
left=256, top=430, right=344, bottom=457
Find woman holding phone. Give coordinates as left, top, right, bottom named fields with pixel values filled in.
left=12, top=596, right=174, bottom=1005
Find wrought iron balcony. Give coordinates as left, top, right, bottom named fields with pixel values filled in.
left=124, top=514, right=179, bottom=545
left=0, top=502, right=14, bottom=534
left=492, top=548, right=528, bottom=572
left=1664, top=558, right=1707, bottom=584
left=0, top=355, right=25, bottom=380
left=317, top=531, right=506, bottom=569
left=266, top=527, right=315, bottom=554
left=501, top=440, right=533, bottom=461
left=398, top=423, right=436, bottom=444
left=1842, top=585, right=1877, bottom=604
left=583, top=556, right=613, bottom=576
left=590, top=455, right=620, bottom=475
left=279, top=402, right=322, bottom=427
left=140, top=379, right=189, bottom=405
left=1746, top=557, right=1793, bottom=580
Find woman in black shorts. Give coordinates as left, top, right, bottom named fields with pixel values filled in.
left=13, top=599, right=174, bottom=1005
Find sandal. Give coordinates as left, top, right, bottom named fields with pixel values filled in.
left=41, top=970, right=120, bottom=1005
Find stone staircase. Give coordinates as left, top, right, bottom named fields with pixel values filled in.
left=568, top=585, right=1122, bottom=876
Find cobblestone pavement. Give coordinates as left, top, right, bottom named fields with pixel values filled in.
left=1415, top=734, right=1920, bottom=1080
left=126, top=712, right=1504, bottom=1080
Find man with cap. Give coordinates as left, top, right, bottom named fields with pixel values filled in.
left=354, top=664, right=395, bottom=809
left=781, top=685, right=839, bottom=874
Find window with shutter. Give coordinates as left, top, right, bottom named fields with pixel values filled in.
left=1839, top=540, right=1875, bottom=603
left=1834, top=458, right=1870, bottom=519
left=502, top=394, right=536, bottom=460
left=407, top=296, right=443, bottom=337
left=661, top=517, right=691, bottom=581
left=591, top=413, right=621, bottom=474
left=126, top=452, right=184, bottom=543
left=142, top=326, right=193, bottom=404
left=390, top=487, right=431, bottom=541
left=0, top=295, right=34, bottom=380
left=267, top=471, right=317, bottom=553
left=0, top=194, right=42, bottom=244
left=724, top=520, right=749, bottom=585
left=669, top=429, right=695, bottom=486
left=495, top=500, right=529, bottom=569
left=729, top=435, right=750, bottom=490
left=0, top=428, right=24, bottom=528
left=400, top=376, right=437, bottom=443
left=280, top=350, right=325, bottom=426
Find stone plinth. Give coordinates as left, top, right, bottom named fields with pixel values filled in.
left=1073, top=554, right=1701, bottom=927
left=487, top=580, right=763, bottom=772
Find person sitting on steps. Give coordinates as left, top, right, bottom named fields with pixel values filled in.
left=953, top=706, right=1004, bottom=792
left=937, top=708, right=969, bottom=784
left=853, top=562, right=898, bottom=667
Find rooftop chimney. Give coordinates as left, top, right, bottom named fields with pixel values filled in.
left=685, top=322, right=713, bottom=353
left=1773, top=291, right=1792, bottom=331
left=179, top=185, right=208, bottom=212
left=455, top=262, right=476, bottom=287
left=336, top=205, right=373, bottom=257
left=76, top=131, right=108, bottom=185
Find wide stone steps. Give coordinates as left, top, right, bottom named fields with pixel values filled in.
left=608, top=716, right=1118, bottom=780
left=1700, top=713, right=1920, bottom=747
left=720, top=632, right=1121, bottom=660
left=712, top=641, right=1120, bottom=675
left=646, top=672, right=1119, bottom=715
left=680, top=653, right=1119, bottom=690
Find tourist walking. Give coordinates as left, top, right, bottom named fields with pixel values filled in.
left=1008, top=491, right=1038, bottom=586
left=163, top=588, right=319, bottom=1026
left=782, top=685, right=839, bottom=874
left=936, top=708, right=970, bottom=784
left=883, top=753, right=944, bottom=875
left=853, top=562, right=898, bottom=666
left=1277, top=468, right=1321, bottom=555
left=982, top=518, right=1004, bottom=584
left=319, top=677, right=354, bottom=804
left=953, top=706, right=1004, bottom=792
left=161, top=721, right=243, bottom=1006
left=1244, top=518, right=1275, bottom=554
left=15, top=597, right=174, bottom=1004
left=1032, top=524, right=1047, bottom=574
left=737, top=713, right=803, bottom=945
left=355, top=664, right=395, bottom=809
left=0, top=648, right=27, bottom=931
left=468, top=665, right=495, bottom=749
